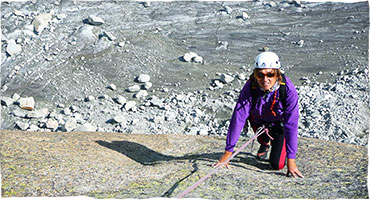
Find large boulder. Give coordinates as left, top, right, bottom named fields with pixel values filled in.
left=17, top=97, right=35, bottom=110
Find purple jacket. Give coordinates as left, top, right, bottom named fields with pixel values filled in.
left=225, top=76, right=299, bottom=159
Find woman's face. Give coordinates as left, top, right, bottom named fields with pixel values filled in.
left=255, top=69, right=278, bottom=91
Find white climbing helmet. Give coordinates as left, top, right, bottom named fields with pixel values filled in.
left=254, top=51, right=281, bottom=69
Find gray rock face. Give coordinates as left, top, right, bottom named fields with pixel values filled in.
left=0, top=131, right=367, bottom=199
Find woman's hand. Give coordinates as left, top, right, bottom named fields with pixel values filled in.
left=212, top=151, right=233, bottom=169
left=286, top=158, right=304, bottom=178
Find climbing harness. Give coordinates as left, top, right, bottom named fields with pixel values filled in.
left=175, top=125, right=274, bottom=198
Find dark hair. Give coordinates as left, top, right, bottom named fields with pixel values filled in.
left=253, top=69, right=282, bottom=83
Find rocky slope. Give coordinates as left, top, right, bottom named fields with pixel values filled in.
left=0, top=130, right=368, bottom=199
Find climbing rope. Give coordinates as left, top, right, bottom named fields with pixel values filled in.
left=176, top=125, right=272, bottom=198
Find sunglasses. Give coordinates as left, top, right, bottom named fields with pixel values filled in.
left=256, top=72, right=276, bottom=79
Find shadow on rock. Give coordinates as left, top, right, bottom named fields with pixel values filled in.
left=95, top=140, right=273, bottom=170
left=96, top=140, right=228, bottom=166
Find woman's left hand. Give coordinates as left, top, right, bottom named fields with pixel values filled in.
left=286, top=158, right=304, bottom=178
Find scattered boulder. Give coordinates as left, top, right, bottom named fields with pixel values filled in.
left=32, top=13, right=52, bottom=34
left=127, top=85, right=141, bottom=92
left=15, top=121, right=29, bottom=131
left=117, top=42, right=126, bottom=47
left=63, top=108, right=72, bottom=116
left=11, top=110, right=27, bottom=118
left=222, top=6, right=232, bottom=14
left=137, top=74, right=151, bottom=83
left=103, top=31, right=116, bottom=41
left=6, top=39, right=22, bottom=56
left=183, top=52, right=203, bottom=63
left=185, top=127, right=199, bottom=135
left=151, top=115, right=165, bottom=124
left=45, top=119, right=59, bottom=131
left=134, top=90, right=148, bottom=99
left=28, top=124, right=40, bottom=131
left=199, top=128, right=209, bottom=136
left=142, top=82, right=153, bottom=90
left=192, top=55, right=203, bottom=63
left=13, top=9, right=24, bottom=17
left=112, top=115, right=125, bottom=124
left=56, top=13, right=67, bottom=20
left=114, top=95, right=127, bottom=105
left=263, top=1, right=277, bottom=7
left=1, top=96, right=14, bottom=107
left=26, top=108, right=49, bottom=119
left=237, top=73, right=246, bottom=81
left=142, top=1, right=151, bottom=7
left=12, top=93, right=21, bottom=101
left=149, top=96, right=163, bottom=108
left=214, top=80, right=224, bottom=89
left=216, top=41, right=228, bottom=50
left=294, top=40, right=304, bottom=47
left=176, top=94, right=185, bottom=101
left=108, top=84, right=117, bottom=90
left=94, top=36, right=114, bottom=53
left=86, top=15, right=104, bottom=26
left=75, top=25, right=96, bottom=43
left=74, top=123, right=97, bottom=132
left=241, top=12, right=250, bottom=21
left=164, top=111, right=177, bottom=121
left=258, top=46, right=270, bottom=52
left=183, top=52, right=197, bottom=62
left=123, top=101, right=137, bottom=111
left=70, top=105, right=78, bottom=113
left=85, top=95, right=95, bottom=102
left=64, top=118, right=77, bottom=132
left=220, top=73, right=234, bottom=84
left=98, top=94, right=110, bottom=101
left=17, top=97, right=35, bottom=110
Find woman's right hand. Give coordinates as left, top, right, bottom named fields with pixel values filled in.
left=212, top=151, right=233, bottom=169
